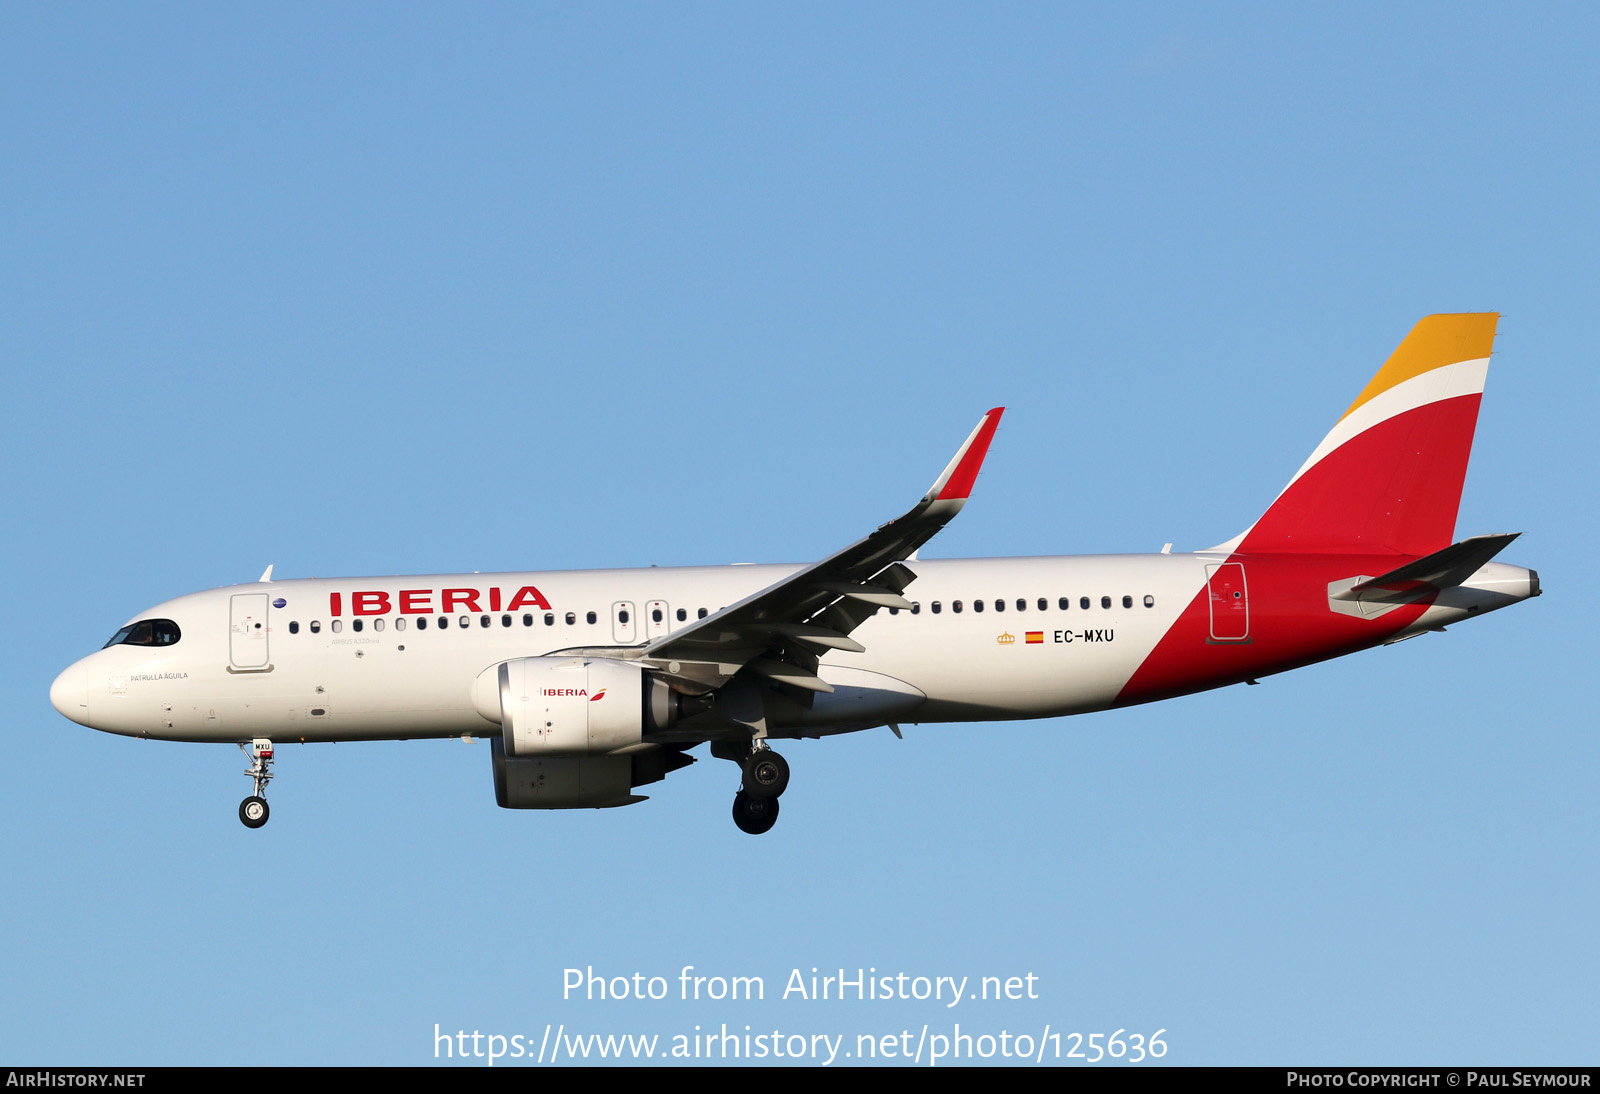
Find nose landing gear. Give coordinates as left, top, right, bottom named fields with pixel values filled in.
left=237, top=738, right=274, bottom=829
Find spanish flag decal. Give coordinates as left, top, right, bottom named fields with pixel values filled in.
left=1025, top=632, right=1043, bottom=644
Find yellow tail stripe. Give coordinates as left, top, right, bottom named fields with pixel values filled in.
left=1341, top=313, right=1499, bottom=421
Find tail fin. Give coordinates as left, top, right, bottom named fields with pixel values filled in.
left=1224, top=313, right=1499, bottom=557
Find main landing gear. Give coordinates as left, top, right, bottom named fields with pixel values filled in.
left=731, top=792, right=778, bottom=836
left=237, top=738, right=274, bottom=829
left=727, top=745, right=790, bottom=836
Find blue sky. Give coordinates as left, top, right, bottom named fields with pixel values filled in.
left=2, top=3, right=1594, bottom=1065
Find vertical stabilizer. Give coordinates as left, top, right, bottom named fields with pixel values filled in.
left=1223, top=313, right=1498, bottom=557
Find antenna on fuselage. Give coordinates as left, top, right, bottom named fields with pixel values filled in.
left=258, top=564, right=274, bottom=583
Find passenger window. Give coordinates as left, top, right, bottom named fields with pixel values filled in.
left=619, top=610, right=630, bottom=624
left=544, top=613, right=554, bottom=626
left=1080, top=597, right=1090, bottom=610
left=676, top=608, right=687, bottom=622
left=459, top=615, right=470, bottom=627
left=651, top=608, right=662, bottom=623
left=1122, top=595, right=1133, bottom=609
left=1059, top=598, right=1069, bottom=610
left=395, top=618, right=407, bottom=631
left=418, top=617, right=429, bottom=630
left=289, top=621, right=299, bottom=635
left=586, top=611, right=597, bottom=624
left=974, top=600, right=984, bottom=613
left=438, top=617, right=448, bottom=629
left=331, top=620, right=343, bottom=633
left=501, top=614, right=511, bottom=627
left=932, top=602, right=942, bottom=614
left=889, top=607, right=899, bottom=615
left=953, top=601, right=964, bottom=613
left=479, top=615, right=489, bottom=628
left=310, top=620, right=321, bottom=634
left=698, top=608, right=708, bottom=619
left=911, top=602, right=921, bottom=614
left=566, top=613, right=576, bottom=625
left=522, top=614, right=533, bottom=626
left=1101, top=596, right=1111, bottom=609
left=1037, top=598, right=1046, bottom=611
left=374, top=619, right=385, bottom=632
left=990, top=599, right=1000, bottom=612
left=352, top=620, right=363, bottom=632
left=1019, top=599, right=1028, bottom=612
left=1144, top=595, right=1155, bottom=608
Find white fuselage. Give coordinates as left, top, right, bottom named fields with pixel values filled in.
left=51, top=549, right=1536, bottom=749
left=53, top=554, right=1217, bottom=744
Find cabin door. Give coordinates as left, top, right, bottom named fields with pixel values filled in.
left=1205, top=563, right=1250, bottom=642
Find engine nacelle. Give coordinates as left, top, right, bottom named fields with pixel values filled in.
left=490, top=737, right=696, bottom=809
left=472, top=656, right=682, bottom=757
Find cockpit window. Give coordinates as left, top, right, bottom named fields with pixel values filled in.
left=104, top=619, right=181, bottom=649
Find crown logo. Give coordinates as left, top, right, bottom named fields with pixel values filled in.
left=996, top=631, right=1015, bottom=645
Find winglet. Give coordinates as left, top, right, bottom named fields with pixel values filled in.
left=927, top=407, right=1004, bottom=502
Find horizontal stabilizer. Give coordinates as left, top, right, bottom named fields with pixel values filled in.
left=1335, top=533, right=1521, bottom=600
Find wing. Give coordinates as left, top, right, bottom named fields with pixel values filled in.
left=638, top=408, right=1004, bottom=695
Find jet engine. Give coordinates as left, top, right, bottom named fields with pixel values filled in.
left=474, top=657, right=699, bottom=809
left=471, top=656, right=689, bottom=756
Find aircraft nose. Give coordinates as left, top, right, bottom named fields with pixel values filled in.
left=50, top=663, right=90, bottom=727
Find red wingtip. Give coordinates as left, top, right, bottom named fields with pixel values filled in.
left=937, top=407, right=1005, bottom=501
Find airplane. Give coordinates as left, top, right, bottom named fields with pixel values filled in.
left=48, top=313, right=1539, bottom=835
